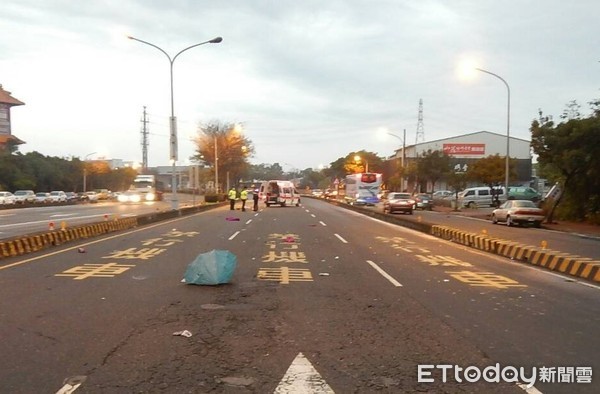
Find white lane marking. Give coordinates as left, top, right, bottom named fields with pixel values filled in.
left=55, top=382, right=81, bottom=394
left=517, top=383, right=543, bottom=393
left=274, top=352, right=334, bottom=393
left=305, top=209, right=310, bottom=213
left=366, top=260, right=403, bottom=287
left=311, top=214, right=316, bottom=218
left=229, top=231, right=240, bottom=240
left=0, top=213, right=16, bottom=218
left=319, top=221, right=327, bottom=227
left=245, top=219, right=252, bottom=225
left=254, top=212, right=260, bottom=216
left=55, top=376, right=86, bottom=394
left=49, top=214, right=78, bottom=218
left=334, top=233, right=348, bottom=243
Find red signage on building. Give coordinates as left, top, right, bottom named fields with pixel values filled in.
left=443, top=143, right=485, bottom=156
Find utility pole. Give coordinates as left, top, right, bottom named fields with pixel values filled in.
left=140, top=106, right=149, bottom=171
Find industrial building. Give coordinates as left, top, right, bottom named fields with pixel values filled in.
left=389, top=130, right=533, bottom=192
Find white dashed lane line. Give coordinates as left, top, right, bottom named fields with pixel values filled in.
left=334, top=233, right=348, bottom=243
left=229, top=231, right=240, bottom=240
left=319, top=221, right=327, bottom=226
left=366, top=260, right=403, bottom=287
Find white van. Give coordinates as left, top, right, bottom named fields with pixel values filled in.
left=259, top=180, right=301, bottom=207
left=458, top=186, right=506, bottom=208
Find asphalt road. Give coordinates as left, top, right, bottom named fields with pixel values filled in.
left=0, top=198, right=598, bottom=393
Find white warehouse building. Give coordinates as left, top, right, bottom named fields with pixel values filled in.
left=390, top=130, right=533, bottom=192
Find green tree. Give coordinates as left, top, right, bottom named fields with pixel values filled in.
left=415, top=149, right=452, bottom=192
left=531, top=100, right=600, bottom=223
left=467, top=154, right=516, bottom=206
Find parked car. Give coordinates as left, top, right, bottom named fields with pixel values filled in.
left=13, top=190, right=36, bottom=204
left=77, top=192, right=89, bottom=201
left=49, top=191, right=67, bottom=203
left=432, top=190, right=454, bottom=200
left=491, top=200, right=545, bottom=227
left=383, top=192, right=414, bottom=214
left=458, top=186, right=506, bottom=208
left=34, top=192, right=52, bottom=203
left=94, top=189, right=110, bottom=200
left=85, top=191, right=99, bottom=203
left=0, top=191, right=16, bottom=205
left=65, top=192, right=78, bottom=202
left=507, top=186, right=542, bottom=203
left=413, top=193, right=433, bottom=210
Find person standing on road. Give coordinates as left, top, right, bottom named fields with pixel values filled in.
left=253, top=188, right=259, bottom=211
left=228, top=187, right=237, bottom=210
left=240, top=186, right=248, bottom=212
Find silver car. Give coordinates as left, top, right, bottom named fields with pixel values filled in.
left=491, top=200, right=545, bottom=227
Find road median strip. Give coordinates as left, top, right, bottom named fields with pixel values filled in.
left=0, top=203, right=226, bottom=260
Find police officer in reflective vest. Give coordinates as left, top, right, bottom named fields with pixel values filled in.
left=228, top=187, right=237, bottom=210
left=240, top=186, right=248, bottom=212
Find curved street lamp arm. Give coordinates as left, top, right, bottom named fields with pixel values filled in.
left=387, top=132, right=404, bottom=143
left=173, top=37, right=223, bottom=63
left=127, top=36, right=172, bottom=63
left=475, top=68, right=510, bottom=95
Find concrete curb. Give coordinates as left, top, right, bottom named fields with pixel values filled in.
left=0, top=202, right=227, bottom=259
left=315, top=196, right=600, bottom=284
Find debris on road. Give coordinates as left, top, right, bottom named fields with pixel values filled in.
left=184, top=249, right=237, bottom=285
left=172, top=330, right=192, bottom=338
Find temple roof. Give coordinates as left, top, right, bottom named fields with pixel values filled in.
left=0, top=134, right=25, bottom=145
left=0, top=85, right=25, bottom=106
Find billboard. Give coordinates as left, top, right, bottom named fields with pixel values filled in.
left=443, top=143, right=485, bottom=156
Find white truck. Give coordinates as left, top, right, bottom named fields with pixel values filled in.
left=130, top=175, right=164, bottom=201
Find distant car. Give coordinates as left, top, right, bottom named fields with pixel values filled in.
left=0, top=191, right=16, bottom=205
left=13, top=190, right=36, bottom=204
left=413, top=193, right=433, bottom=210
left=347, top=189, right=379, bottom=206
left=35, top=192, right=52, bottom=203
left=311, top=189, right=324, bottom=197
left=432, top=190, right=453, bottom=200
left=65, top=192, right=78, bottom=202
left=117, top=190, right=142, bottom=203
left=491, top=200, right=545, bottom=227
left=383, top=192, right=414, bottom=214
left=77, top=192, right=89, bottom=201
left=94, top=189, right=110, bottom=200
left=49, top=191, right=67, bottom=203
left=85, top=191, right=99, bottom=203
left=324, top=189, right=338, bottom=199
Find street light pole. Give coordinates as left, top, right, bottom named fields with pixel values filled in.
left=82, top=151, right=96, bottom=193
left=476, top=68, right=511, bottom=194
left=388, top=130, right=406, bottom=191
left=128, top=35, right=223, bottom=210
left=214, top=135, right=219, bottom=193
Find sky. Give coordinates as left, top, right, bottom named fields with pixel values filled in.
left=1, top=0, right=599, bottom=171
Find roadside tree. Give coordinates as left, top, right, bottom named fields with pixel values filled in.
left=531, top=99, right=600, bottom=223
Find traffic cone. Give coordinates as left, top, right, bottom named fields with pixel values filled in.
left=48, top=222, right=55, bottom=231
